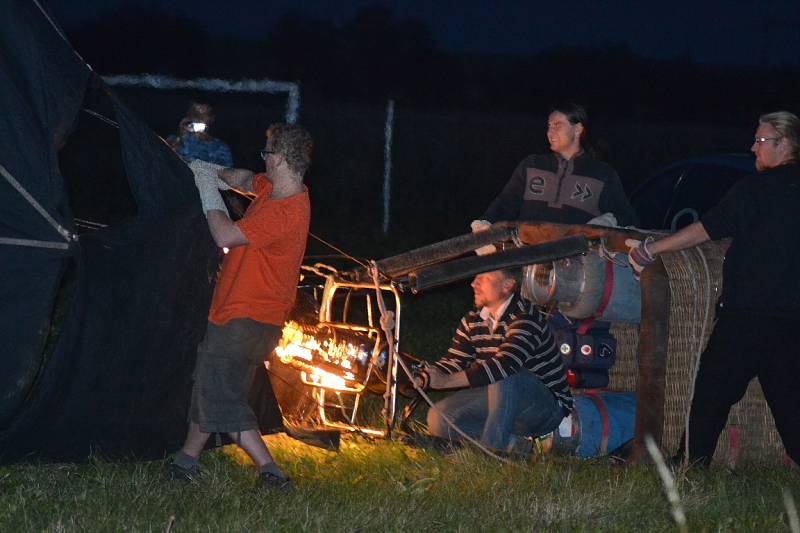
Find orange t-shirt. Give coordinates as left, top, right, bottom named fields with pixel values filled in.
left=208, top=174, right=310, bottom=326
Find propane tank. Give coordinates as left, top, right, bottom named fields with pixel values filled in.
left=521, top=251, right=641, bottom=323
left=549, top=391, right=637, bottom=458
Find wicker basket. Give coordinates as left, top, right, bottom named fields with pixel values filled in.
left=608, top=240, right=786, bottom=465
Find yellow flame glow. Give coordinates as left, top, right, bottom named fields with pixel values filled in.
left=277, top=321, right=364, bottom=392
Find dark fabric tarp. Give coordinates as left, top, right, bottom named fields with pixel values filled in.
left=0, top=0, right=283, bottom=462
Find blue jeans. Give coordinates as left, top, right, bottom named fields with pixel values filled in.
left=426, top=371, right=564, bottom=451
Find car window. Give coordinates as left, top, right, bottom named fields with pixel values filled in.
left=667, top=164, right=750, bottom=230
left=631, top=166, right=687, bottom=229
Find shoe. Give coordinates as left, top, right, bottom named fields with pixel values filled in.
left=259, top=471, right=292, bottom=490
left=505, top=433, right=554, bottom=457
left=165, top=461, right=199, bottom=482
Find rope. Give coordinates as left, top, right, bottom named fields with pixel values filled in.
left=32, top=0, right=92, bottom=70
left=0, top=237, right=69, bottom=250
left=309, top=232, right=371, bottom=270
left=0, top=163, right=76, bottom=248
left=74, top=218, right=108, bottom=230
left=368, top=261, right=517, bottom=465
left=82, top=108, right=119, bottom=129
left=599, top=237, right=628, bottom=267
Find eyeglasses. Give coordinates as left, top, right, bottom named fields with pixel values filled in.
left=260, top=149, right=275, bottom=160
left=753, top=137, right=780, bottom=144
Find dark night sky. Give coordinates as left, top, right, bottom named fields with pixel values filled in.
left=51, top=0, right=800, bottom=66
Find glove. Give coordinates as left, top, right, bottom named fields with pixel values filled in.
left=586, top=212, right=618, bottom=227
left=470, top=219, right=491, bottom=233
left=625, top=238, right=655, bottom=278
left=412, top=362, right=435, bottom=391
left=470, top=219, right=496, bottom=256
left=412, top=367, right=430, bottom=391
left=188, top=159, right=231, bottom=190
left=190, top=162, right=229, bottom=217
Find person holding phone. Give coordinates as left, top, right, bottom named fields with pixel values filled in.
left=167, top=101, right=233, bottom=167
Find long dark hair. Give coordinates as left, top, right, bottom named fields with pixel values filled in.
left=549, top=102, right=599, bottom=158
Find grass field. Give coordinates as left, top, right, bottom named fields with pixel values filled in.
left=5, top=275, right=799, bottom=531
left=1, top=432, right=799, bottom=532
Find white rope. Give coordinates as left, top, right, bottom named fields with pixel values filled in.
left=0, top=163, right=75, bottom=248
left=0, top=237, right=69, bottom=250
left=368, top=261, right=516, bottom=465
left=32, top=0, right=92, bottom=70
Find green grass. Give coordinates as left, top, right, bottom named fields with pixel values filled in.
left=1, top=434, right=798, bottom=532
left=4, top=274, right=798, bottom=531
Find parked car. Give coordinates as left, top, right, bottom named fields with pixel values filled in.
left=630, top=154, right=756, bottom=231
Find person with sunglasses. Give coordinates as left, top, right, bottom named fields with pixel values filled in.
left=169, top=123, right=313, bottom=489
left=628, top=110, right=800, bottom=467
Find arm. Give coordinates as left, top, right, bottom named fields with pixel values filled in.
left=219, top=167, right=255, bottom=193
left=427, top=366, right=469, bottom=390
left=463, top=314, right=555, bottom=387
left=191, top=164, right=249, bottom=248
left=423, top=316, right=477, bottom=389
left=206, top=210, right=248, bottom=248
left=648, top=221, right=710, bottom=255
left=627, top=221, right=710, bottom=274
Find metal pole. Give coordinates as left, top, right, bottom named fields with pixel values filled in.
left=382, top=99, right=395, bottom=236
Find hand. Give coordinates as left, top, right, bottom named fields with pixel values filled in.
left=218, top=167, right=256, bottom=192
left=586, top=212, right=618, bottom=227
left=625, top=238, right=655, bottom=278
left=189, top=160, right=231, bottom=190
left=470, top=219, right=491, bottom=233
left=189, top=160, right=229, bottom=216
left=470, top=220, right=496, bottom=255
left=412, top=362, right=434, bottom=391
left=412, top=368, right=430, bottom=391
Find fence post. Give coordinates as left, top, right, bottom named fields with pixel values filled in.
left=382, top=99, right=396, bottom=236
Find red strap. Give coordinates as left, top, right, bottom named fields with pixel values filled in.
left=576, top=259, right=615, bottom=334
left=583, top=390, right=610, bottom=455
left=727, top=425, right=739, bottom=469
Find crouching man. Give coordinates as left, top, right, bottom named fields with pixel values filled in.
left=420, top=268, right=573, bottom=453
left=168, top=123, right=313, bottom=488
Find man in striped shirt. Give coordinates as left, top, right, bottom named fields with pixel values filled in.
left=423, top=268, right=573, bottom=453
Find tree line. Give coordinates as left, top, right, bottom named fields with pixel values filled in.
left=64, top=5, right=800, bottom=125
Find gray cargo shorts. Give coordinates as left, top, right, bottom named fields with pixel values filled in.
left=189, top=318, right=281, bottom=433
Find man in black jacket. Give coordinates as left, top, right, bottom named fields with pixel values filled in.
left=473, top=103, right=637, bottom=234
left=628, top=110, right=800, bottom=467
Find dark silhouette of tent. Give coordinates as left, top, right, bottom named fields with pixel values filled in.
left=0, top=0, right=281, bottom=462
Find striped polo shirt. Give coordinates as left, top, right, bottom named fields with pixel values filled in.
left=434, top=292, right=573, bottom=414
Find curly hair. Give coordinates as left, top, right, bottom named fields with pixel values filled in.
left=265, top=123, right=314, bottom=176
